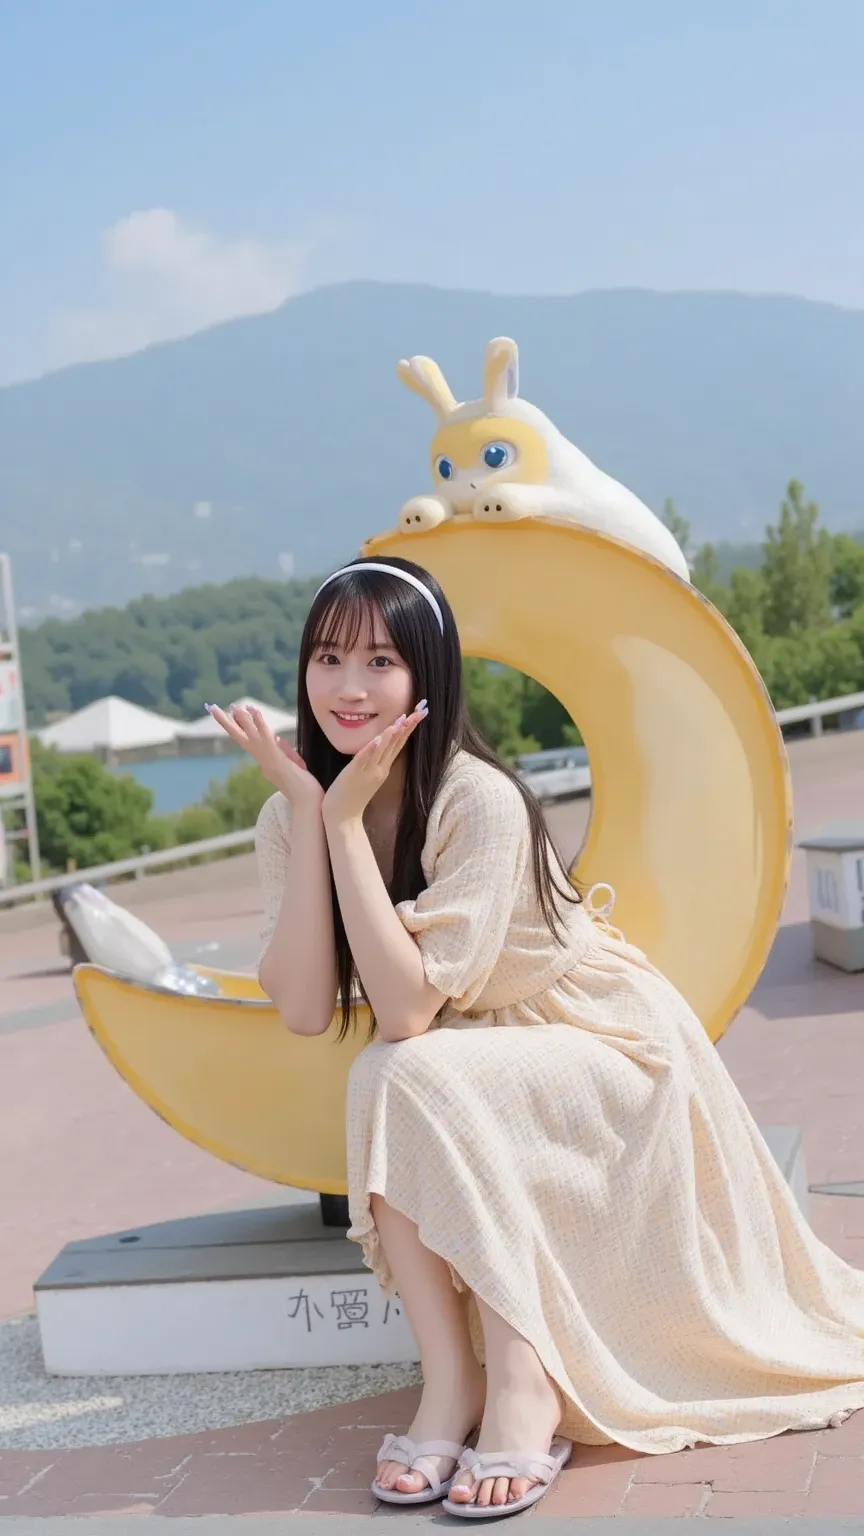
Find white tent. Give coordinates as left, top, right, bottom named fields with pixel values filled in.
left=38, top=696, right=181, bottom=754
left=178, top=696, right=297, bottom=740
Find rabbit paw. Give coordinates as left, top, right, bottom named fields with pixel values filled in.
left=472, top=483, right=535, bottom=521
left=398, top=496, right=451, bottom=532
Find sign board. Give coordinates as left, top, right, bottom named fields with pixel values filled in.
left=806, top=848, right=864, bottom=932
left=0, top=732, right=29, bottom=797
left=0, top=658, right=29, bottom=798
left=0, top=661, right=22, bottom=732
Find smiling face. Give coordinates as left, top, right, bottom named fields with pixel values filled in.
left=305, top=605, right=414, bottom=756
left=430, top=415, right=549, bottom=513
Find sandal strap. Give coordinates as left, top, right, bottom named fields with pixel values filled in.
left=377, top=1434, right=465, bottom=1496
left=456, top=1448, right=558, bottom=1486
left=377, top=1433, right=417, bottom=1464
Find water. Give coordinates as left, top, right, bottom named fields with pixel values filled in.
left=115, top=753, right=244, bottom=814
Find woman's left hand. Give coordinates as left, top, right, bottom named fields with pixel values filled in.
left=322, top=703, right=428, bottom=826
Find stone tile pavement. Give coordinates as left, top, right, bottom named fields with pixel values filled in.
left=1, top=1386, right=864, bottom=1519
left=7, top=1522, right=864, bottom=1536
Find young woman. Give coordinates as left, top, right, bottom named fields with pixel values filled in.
left=210, top=555, right=864, bottom=1519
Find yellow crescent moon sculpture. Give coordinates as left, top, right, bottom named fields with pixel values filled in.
left=74, top=517, right=792, bottom=1194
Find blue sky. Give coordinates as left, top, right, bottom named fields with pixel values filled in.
left=2, top=0, right=863, bottom=384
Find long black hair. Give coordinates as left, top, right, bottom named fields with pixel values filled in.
left=295, top=555, right=581, bottom=1036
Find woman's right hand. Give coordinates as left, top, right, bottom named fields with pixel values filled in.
left=205, top=703, right=323, bottom=809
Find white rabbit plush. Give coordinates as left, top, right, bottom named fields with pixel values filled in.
left=397, top=336, right=690, bottom=582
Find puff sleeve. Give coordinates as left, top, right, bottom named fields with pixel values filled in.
left=254, top=792, right=293, bottom=961
left=395, top=763, right=530, bottom=1009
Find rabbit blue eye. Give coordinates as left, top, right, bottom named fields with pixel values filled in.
left=435, top=456, right=454, bottom=480
left=482, top=442, right=512, bottom=470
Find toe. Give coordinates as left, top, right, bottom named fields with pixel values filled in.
left=448, top=1477, right=477, bottom=1504
left=476, top=1476, right=496, bottom=1507
left=492, top=1476, right=510, bottom=1506
left=508, top=1476, right=533, bottom=1502
left=395, top=1471, right=428, bottom=1494
left=375, top=1459, right=406, bottom=1490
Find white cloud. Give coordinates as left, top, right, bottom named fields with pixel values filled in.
left=50, top=209, right=310, bottom=368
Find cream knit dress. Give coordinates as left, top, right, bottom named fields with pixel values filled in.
left=255, top=749, right=864, bottom=1454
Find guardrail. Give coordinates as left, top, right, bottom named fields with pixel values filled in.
left=1, top=689, right=862, bottom=909
left=775, top=690, right=864, bottom=733
left=0, top=828, right=256, bottom=908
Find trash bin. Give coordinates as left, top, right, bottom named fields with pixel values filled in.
left=797, top=828, right=864, bottom=973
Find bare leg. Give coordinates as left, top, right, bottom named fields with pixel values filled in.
left=371, top=1195, right=486, bottom=1495
left=448, top=1296, right=561, bottom=1509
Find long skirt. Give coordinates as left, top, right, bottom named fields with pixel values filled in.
left=346, top=938, right=864, bottom=1454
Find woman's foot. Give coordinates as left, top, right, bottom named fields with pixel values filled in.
left=447, top=1353, right=561, bottom=1509
left=375, top=1358, right=486, bottom=1496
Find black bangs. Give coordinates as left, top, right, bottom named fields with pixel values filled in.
left=308, top=584, right=389, bottom=658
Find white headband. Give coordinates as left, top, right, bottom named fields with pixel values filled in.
left=312, top=562, right=445, bottom=635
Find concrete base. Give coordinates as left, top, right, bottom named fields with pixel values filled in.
left=35, top=1200, right=418, bottom=1376
left=810, top=917, right=864, bottom=973
left=34, top=1125, right=807, bottom=1378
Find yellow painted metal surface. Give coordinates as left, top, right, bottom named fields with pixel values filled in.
left=74, top=964, right=369, bottom=1192
left=73, top=518, right=792, bottom=1187
left=188, top=963, right=267, bottom=999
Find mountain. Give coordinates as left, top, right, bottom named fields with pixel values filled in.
left=2, top=281, right=864, bottom=619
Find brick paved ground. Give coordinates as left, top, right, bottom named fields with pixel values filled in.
left=1, top=728, right=863, bottom=1521
left=2, top=1386, right=864, bottom=1519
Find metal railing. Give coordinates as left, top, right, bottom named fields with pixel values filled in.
left=1, top=689, right=862, bottom=909
left=775, top=690, right=864, bottom=733
left=0, top=828, right=257, bottom=908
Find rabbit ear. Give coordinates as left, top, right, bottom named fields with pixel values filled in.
left=396, top=355, right=457, bottom=421
left=482, top=337, right=519, bottom=409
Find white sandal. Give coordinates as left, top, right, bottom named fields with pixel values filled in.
left=372, top=1432, right=469, bottom=1505
left=442, top=1436, right=572, bottom=1518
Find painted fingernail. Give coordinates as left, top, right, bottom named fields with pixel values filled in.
left=394, top=714, right=406, bottom=727
left=417, top=698, right=428, bottom=711
left=204, top=703, right=214, bottom=713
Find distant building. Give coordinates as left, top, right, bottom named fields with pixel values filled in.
left=36, top=693, right=297, bottom=765
left=38, top=696, right=182, bottom=764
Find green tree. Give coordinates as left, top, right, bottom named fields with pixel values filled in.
left=30, top=742, right=168, bottom=870
left=811, top=623, right=864, bottom=698
left=759, top=623, right=864, bottom=711
left=112, top=655, right=170, bottom=710
left=520, top=676, right=582, bottom=750
left=19, top=575, right=320, bottom=725
left=762, top=480, right=832, bottom=637
left=463, top=659, right=538, bottom=759
left=173, top=803, right=226, bottom=844
left=201, top=762, right=274, bottom=831
left=724, top=568, right=765, bottom=655
left=829, top=533, right=864, bottom=619
left=164, top=632, right=222, bottom=717
left=222, top=659, right=283, bottom=703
